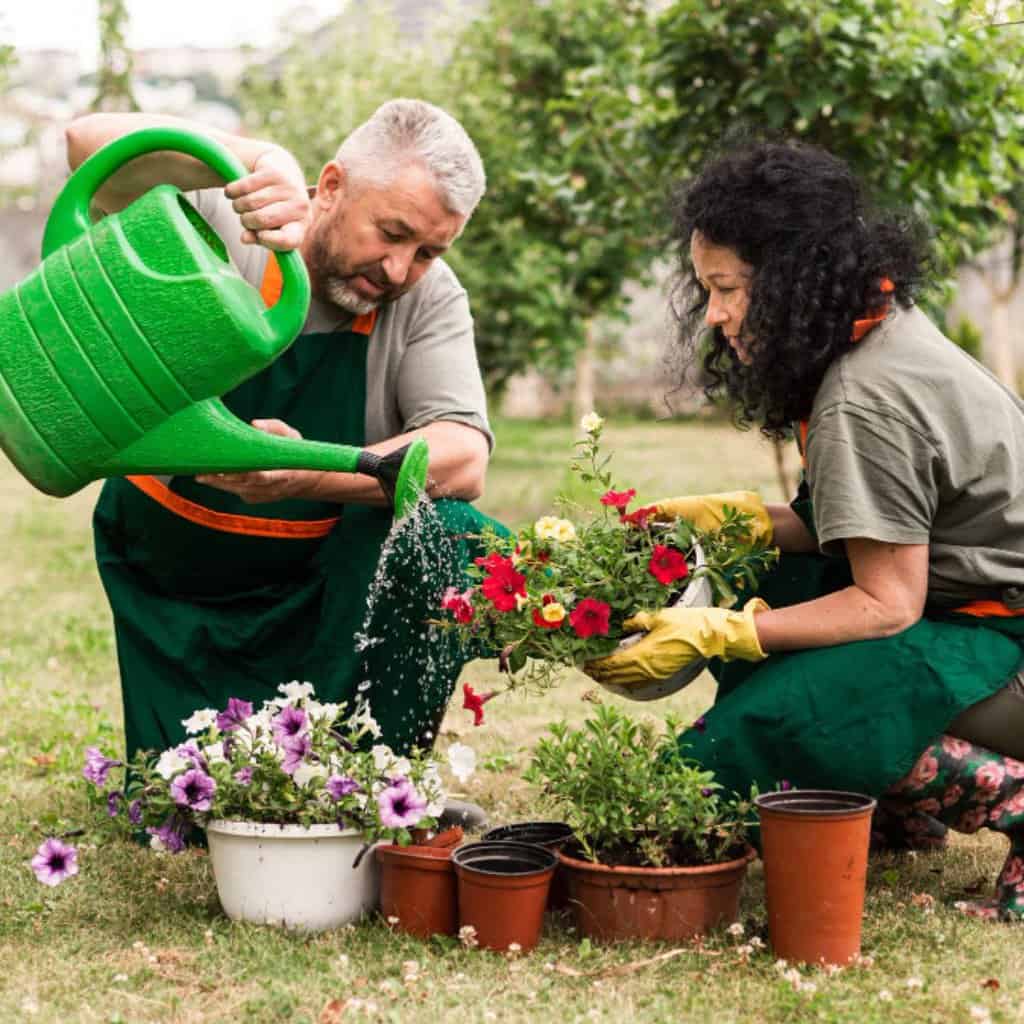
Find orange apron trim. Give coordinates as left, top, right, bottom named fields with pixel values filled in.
left=950, top=600, right=1024, bottom=619
left=260, top=254, right=378, bottom=335
left=125, top=475, right=340, bottom=539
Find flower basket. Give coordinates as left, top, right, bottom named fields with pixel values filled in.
left=206, top=820, right=379, bottom=932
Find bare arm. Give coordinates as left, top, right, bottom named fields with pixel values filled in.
left=765, top=501, right=819, bottom=553
left=65, top=112, right=309, bottom=250
left=754, top=537, right=929, bottom=651
left=195, top=419, right=490, bottom=506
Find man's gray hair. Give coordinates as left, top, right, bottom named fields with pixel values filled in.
left=336, top=98, right=486, bottom=218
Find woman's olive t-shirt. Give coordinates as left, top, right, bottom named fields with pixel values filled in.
left=805, top=304, right=1024, bottom=607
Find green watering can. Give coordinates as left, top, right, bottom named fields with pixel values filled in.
left=0, top=127, right=428, bottom=515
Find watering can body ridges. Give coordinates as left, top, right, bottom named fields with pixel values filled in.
left=0, top=185, right=296, bottom=497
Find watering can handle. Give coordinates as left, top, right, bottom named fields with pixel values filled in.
left=42, top=126, right=309, bottom=344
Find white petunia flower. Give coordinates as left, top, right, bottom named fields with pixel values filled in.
left=293, top=761, right=328, bottom=788
left=351, top=702, right=382, bottom=739
left=277, top=680, right=315, bottom=703
left=580, top=412, right=603, bottom=434
left=372, top=744, right=396, bottom=771
left=447, top=743, right=477, bottom=784
left=307, top=701, right=342, bottom=724
left=203, top=741, right=228, bottom=765
left=181, top=708, right=218, bottom=734
left=155, top=747, right=190, bottom=780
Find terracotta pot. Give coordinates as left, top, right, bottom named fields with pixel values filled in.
left=453, top=841, right=557, bottom=952
left=557, top=844, right=756, bottom=943
left=376, top=842, right=458, bottom=939
left=481, top=821, right=574, bottom=910
left=756, top=790, right=877, bottom=966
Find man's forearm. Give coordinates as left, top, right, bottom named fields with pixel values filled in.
left=66, top=112, right=285, bottom=212
left=311, top=421, right=490, bottom=506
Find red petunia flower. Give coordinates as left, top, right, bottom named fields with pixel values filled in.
left=440, top=586, right=475, bottom=624
left=600, top=488, right=636, bottom=511
left=462, top=684, right=496, bottom=727
left=622, top=504, right=659, bottom=529
left=475, top=552, right=510, bottom=573
left=480, top=561, right=527, bottom=612
left=569, top=597, right=612, bottom=638
left=648, top=545, right=689, bottom=586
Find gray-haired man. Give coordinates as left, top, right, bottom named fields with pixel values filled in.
left=65, top=102, right=498, bottom=819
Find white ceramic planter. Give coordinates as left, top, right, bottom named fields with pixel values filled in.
left=600, top=542, right=715, bottom=703
left=206, top=820, right=380, bottom=932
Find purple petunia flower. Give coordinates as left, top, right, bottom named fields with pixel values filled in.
left=82, top=747, right=121, bottom=787
left=272, top=705, right=308, bottom=743
left=146, top=816, right=186, bottom=854
left=233, top=766, right=254, bottom=786
left=106, top=791, right=123, bottom=818
left=326, top=775, right=361, bottom=801
left=377, top=778, right=428, bottom=829
left=701, top=787, right=714, bottom=798
left=30, top=838, right=79, bottom=886
left=128, top=799, right=143, bottom=826
left=280, top=733, right=311, bottom=775
left=779, top=779, right=793, bottom=792
left=216, top=697, right=253, bottom=733
left=691, top=716, right=707, bottom=734
left=169, top=768, right=216, bottom=812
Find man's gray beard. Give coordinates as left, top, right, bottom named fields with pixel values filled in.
left=323, top=276, right=379, bottom=316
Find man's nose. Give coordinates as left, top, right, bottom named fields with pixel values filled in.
left=382, top=246, right=416, bottom=285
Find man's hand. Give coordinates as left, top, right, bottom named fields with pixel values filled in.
left=195, top=419, right=324, bottom=503
left=224, top=147, right=311, bottom=252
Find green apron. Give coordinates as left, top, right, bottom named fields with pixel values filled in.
left=94, top=321, right=500, bottom=759
left=681, top=498, right=1024, bottom=800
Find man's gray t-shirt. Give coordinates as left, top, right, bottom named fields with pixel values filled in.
left=188, top=188, right=493, bottom=449
left=806, top=304, right=1024, bottom=607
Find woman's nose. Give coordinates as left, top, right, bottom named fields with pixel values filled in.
left=705, top=296, right=728, bottom=328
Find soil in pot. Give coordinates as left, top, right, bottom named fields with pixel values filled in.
left=376, top=842, right=458, bottom=939
left=756, top=790, right=876, bottom=965
left=482, top=822, right=574, bottom=910
left=557, top=842, right=756, bottom=943
left=453, top=840, right=557, bottom=952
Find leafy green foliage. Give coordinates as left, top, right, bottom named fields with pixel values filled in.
left=524, top=703, right=753, bottom=867
left=656, top=0, right=1024, bottom=273
left=91, top=0, right=138, bottom=113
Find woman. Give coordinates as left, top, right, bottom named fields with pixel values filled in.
left=587, top=140, right=1024, bottom=920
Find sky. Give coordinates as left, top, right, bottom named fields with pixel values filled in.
left=1, top=0, right=345, bottom=70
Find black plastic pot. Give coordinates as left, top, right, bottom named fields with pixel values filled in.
left=482, top=822, right=574, bottom=910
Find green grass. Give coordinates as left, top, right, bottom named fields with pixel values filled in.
left=1, top=419, right=1022, bottom=1023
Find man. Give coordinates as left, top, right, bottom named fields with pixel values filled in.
left=65, top=100, right=497, bottom=773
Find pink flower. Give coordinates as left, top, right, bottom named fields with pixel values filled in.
left=958, top=806, right=989, bottom=833
left=480, top=561, right=527, bottom=612
left=942, top=784, right=963, bottom=807
left=30, top=838, right=79, bottom=887
left=913, top=798, right=941, bottom=816
left=648, top=545, right=690, bottom=586
left=941, top=736, right=973, bottom=760
left=1002, top=856, right=1024, bottom=887
left=1004, top=757, right=1024, bottom=779
left=569, top=597, right=611, bottom=639
left=907, top=753, right=939, bottom=789
left=600, top=488, right=636, bottom=510
left=441, top=586, right=475, bottom=624
left=975, top=761, right=1006, bottom=793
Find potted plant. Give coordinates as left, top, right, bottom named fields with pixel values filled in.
left=437, top=413, right=777, bottom=707
left=523, top=703, right=756, bottom=943
left=82, top=682, right=474, bottom=933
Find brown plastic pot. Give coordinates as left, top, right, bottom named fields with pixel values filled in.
left=376, top=842, right=458, bottom=939
left=756, top=790, right=877, bottom=966
left=453, top=841, right=557, bottom=952
left=557, top=844, right=756, bottom=942
left=481, top=822, right=574, bottom=910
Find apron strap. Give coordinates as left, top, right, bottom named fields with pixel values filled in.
left=261, top=254, right=378, bottom=336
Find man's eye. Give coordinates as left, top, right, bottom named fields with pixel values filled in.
left=415, top=248, right=434, bottom=262
left=381, top=228, right=402, bottom=242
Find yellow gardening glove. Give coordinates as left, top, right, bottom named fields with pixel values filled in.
left=654, top=491, right=773, bottom=544
left=584, top=598, right=769, bottom=687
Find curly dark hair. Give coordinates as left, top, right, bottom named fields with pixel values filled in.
left=669, top=139, right=933, bottom=438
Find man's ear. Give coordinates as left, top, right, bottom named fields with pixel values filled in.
left=316, top=161, right=346, bottom=208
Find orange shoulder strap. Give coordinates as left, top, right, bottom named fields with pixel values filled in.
left=260, top=254, right=377, bottom=335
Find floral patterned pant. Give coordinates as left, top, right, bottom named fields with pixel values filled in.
left=880, top=735, right=1024, bottom=920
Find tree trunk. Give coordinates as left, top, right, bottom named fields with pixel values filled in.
left=989, top=292, right=1017, bottom=393
left=572, top=322, right=597, bottom=423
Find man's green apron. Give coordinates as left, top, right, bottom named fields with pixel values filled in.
left=681, top=492, right=1024, bottom=801
left=94, top=311, right=498, bottom=759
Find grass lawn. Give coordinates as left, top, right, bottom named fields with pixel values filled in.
left=1, top=417, right=1022, bottom=1023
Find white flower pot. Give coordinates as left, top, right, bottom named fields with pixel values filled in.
left=600, top=542, right=715, bottom=703
left=206, top=820, right=380, bottom=932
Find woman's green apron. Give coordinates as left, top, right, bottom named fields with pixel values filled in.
left=682, top=488, right=1024, bottom=801
left=95, top=303, right=498, bottom=759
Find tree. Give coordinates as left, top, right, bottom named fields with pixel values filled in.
left=444, top=0, right=673, bottom=395
left=91, top=0, right=138, bottom=113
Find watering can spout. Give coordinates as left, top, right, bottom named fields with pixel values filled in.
left=98, top=399, right=429, bottom=516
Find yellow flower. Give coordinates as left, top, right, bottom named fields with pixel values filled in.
left=540, top=602, right=566, bottom=624
left=580, top=412, right=604, bottom=434
left=535, top=516, right=576, bottom=543
left=553, top=520, right=576, bottom=543
left=515, top=593, right=529, bottom=611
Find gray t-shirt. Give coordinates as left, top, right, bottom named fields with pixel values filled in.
left=806, top=304, right=1024, bottom=607
left=188, top=187, right=493, bottom=449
